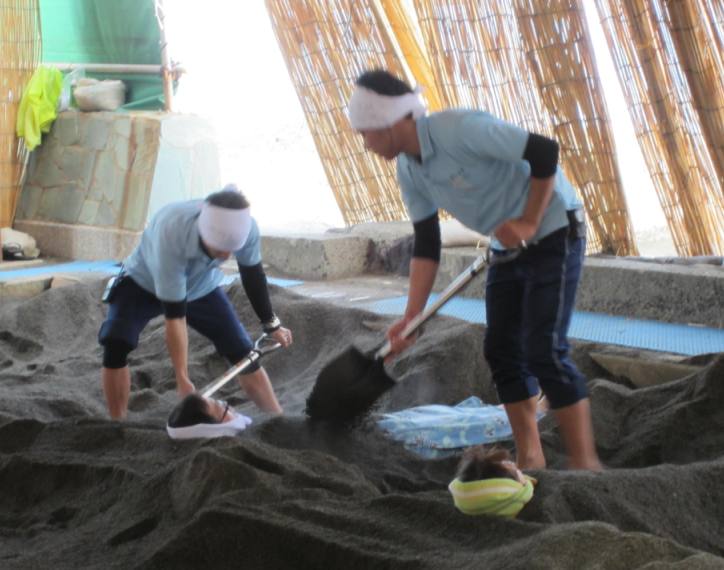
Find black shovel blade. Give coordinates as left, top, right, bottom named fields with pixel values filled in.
left=305, top=345, right=397, bottom=423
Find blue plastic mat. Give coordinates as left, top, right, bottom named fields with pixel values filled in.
left=0, top=260, right=120, bottom=280
left=220, top=274, right=303, bottom=288
left=0, top=260, right=303, bottom=289
left=360, top=294, right=724, bottom=356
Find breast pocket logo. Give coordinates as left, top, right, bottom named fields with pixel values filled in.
left=449, top=168, right=472, bottom=190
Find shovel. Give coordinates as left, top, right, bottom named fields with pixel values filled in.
left=305, top=247, right=521, bottom=423
left=200, top=334, right=282, bottom=398
left=167, top=334, right=282, bottom=422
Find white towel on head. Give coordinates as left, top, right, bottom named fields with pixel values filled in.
left=348, top=85, right=426, bottom=130
left=198, top=202, right=252, bottom=252
left=166, top=412, right=253, bottom=440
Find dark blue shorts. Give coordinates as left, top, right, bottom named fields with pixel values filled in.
left=98, top=277, right=253, bottom=365
left=484, top=226, right=588, bottom=409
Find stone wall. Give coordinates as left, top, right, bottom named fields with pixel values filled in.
left=14, top=111, right=220, bottom=259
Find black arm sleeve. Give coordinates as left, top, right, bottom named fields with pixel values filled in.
left=412, top=212, right=442, bottom=262
left=239, top=263, right=274, bottom=323
left=522, top=133, right=559, bottom=179
left=162, top=299, right=187, bottom=319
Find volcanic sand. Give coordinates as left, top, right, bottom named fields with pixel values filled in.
left=0, top=281, right=723, bottom=569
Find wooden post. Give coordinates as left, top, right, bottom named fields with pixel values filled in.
left=155, top=0, right=173, bottom=112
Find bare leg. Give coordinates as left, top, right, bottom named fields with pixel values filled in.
left=553, top=398, right=602, bottom=471
left=239, top=366, right=282, bottom=414
left=504, top=395, right=546, bottom=469
left=102, top=366, right=131, bottom=420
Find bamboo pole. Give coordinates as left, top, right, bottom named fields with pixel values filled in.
left=412, top=0, right=637, bottom=254
left=155, top=0, right=174, bottom=112
left=52, top=63, right=185, bottom=75
left=595, top=0, right=724, bottom=255
left=0, top=0, right=41, bottom=228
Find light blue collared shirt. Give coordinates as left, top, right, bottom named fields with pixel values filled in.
left=397, top=111, right=582, bottom=245
left=124, top=200, right=261, bottom=302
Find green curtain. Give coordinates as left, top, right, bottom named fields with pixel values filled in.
left=40, top=0, right=166, bottom=110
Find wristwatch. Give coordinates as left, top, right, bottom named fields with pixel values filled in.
left=262, top=315, right=281, bottom=334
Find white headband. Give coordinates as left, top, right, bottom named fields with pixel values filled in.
left=348, top=85, right=426, bottom=130
left=166, top=412, right=252, bottom=440
left=198, top=202, right=252, bottom=252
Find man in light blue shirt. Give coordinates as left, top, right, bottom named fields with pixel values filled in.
left=98, top=186, right=292, bottom=420
left=348, top=70, right=600, bottom=471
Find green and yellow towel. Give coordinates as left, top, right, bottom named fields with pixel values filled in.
left=16, top=66, right=63, bottom=151
left=448, top=475, right=537, bottom=518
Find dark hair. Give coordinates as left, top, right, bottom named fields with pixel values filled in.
left=206, top=185, right=249, bottom=209
left=456, top=446, right=516, bottom=482
left=168, top=394, right=217, bottom=428
left=356, top=69, right=413, bottom=96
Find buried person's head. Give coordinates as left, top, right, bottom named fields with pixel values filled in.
left=448, top=446, right=536, bottom=518
left=166, top=394, right=252, bottom=440
left=168, top=394, right=230, bottom=427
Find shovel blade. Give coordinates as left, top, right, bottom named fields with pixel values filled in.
left=306, top=345, right=396, bottom=423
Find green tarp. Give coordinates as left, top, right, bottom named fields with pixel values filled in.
left=40, top=0, right=166, bottom=110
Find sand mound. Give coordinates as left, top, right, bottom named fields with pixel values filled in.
left=0, top=282, right=722, bottom=569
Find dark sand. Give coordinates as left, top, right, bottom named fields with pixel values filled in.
left=1, top=281, right=723, bottom=569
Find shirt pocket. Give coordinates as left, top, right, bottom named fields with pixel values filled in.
left=426, top=159, right=475, bottom=193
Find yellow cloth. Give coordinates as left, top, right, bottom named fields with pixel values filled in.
left=448, top=475, right=537, bottom=518
left=16, top=66, right=63, bottom=151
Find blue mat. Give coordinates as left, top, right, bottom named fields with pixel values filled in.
left=0, top=260, right=303, bottom=289
left=0, top=260, right=120, bottom=281
left=360, top=294, right=724, bottom=356
left=220, top=274, right=303, bottom=288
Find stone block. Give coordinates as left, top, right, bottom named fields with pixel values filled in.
left=58, top=146, right=96, bottom=189
left=94, top=200, right=118, bottom=227
left=80, top=113, right=112, bottom=150
left=37, top=184, right=85, bottom=223
left=112, top=132, right=131, bottom=167
left=13, top=220, right=141, bottom=260
left=577, top=258, right=724, bottom=328
left=434, top=247, right=488, bottom=299
left=113, top=116, right=132, bottom=138
left=92, top=152, right=126, bottom=214
left=54, top=112, right=82, bottom=146
left=261, top=234, right=371, bottom=280
left=433, top=250, right=724, bottom=328
left=0, top=276, right=52, bottom=300
left=15, top=185, right=42, bottom=219
left=14, top=111, right=221, bottom=259
left=30, top=151, right=64, bottom=187
left=78, top=200, right=100, bottom=225
left=121, top=171, right=152, bottom=231
left=589, top=351, right=704, bottom=388
left=132, top=118, right=161, bottom=170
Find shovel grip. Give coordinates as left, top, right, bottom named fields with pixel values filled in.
left=375, top=254, right=489, bottom=359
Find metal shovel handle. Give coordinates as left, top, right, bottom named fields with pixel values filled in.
left=375, top=246, right=522, bottom=359
left=201, top=334, right=282, bottom=398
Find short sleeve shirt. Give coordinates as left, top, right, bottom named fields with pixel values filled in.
left=124, top=200, right=262, bottom=302
left=397, top=110, right=582, bottom=243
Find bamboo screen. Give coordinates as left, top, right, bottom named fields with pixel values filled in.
left=0, top=0, right=41, bottom=228
left=377, top=0, right=444, bottom=112
left=595, top=0, right=724, bottom=256
left=265, top=0, right=416, bottom=224
left=412, top=0, right=637, bottom=254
